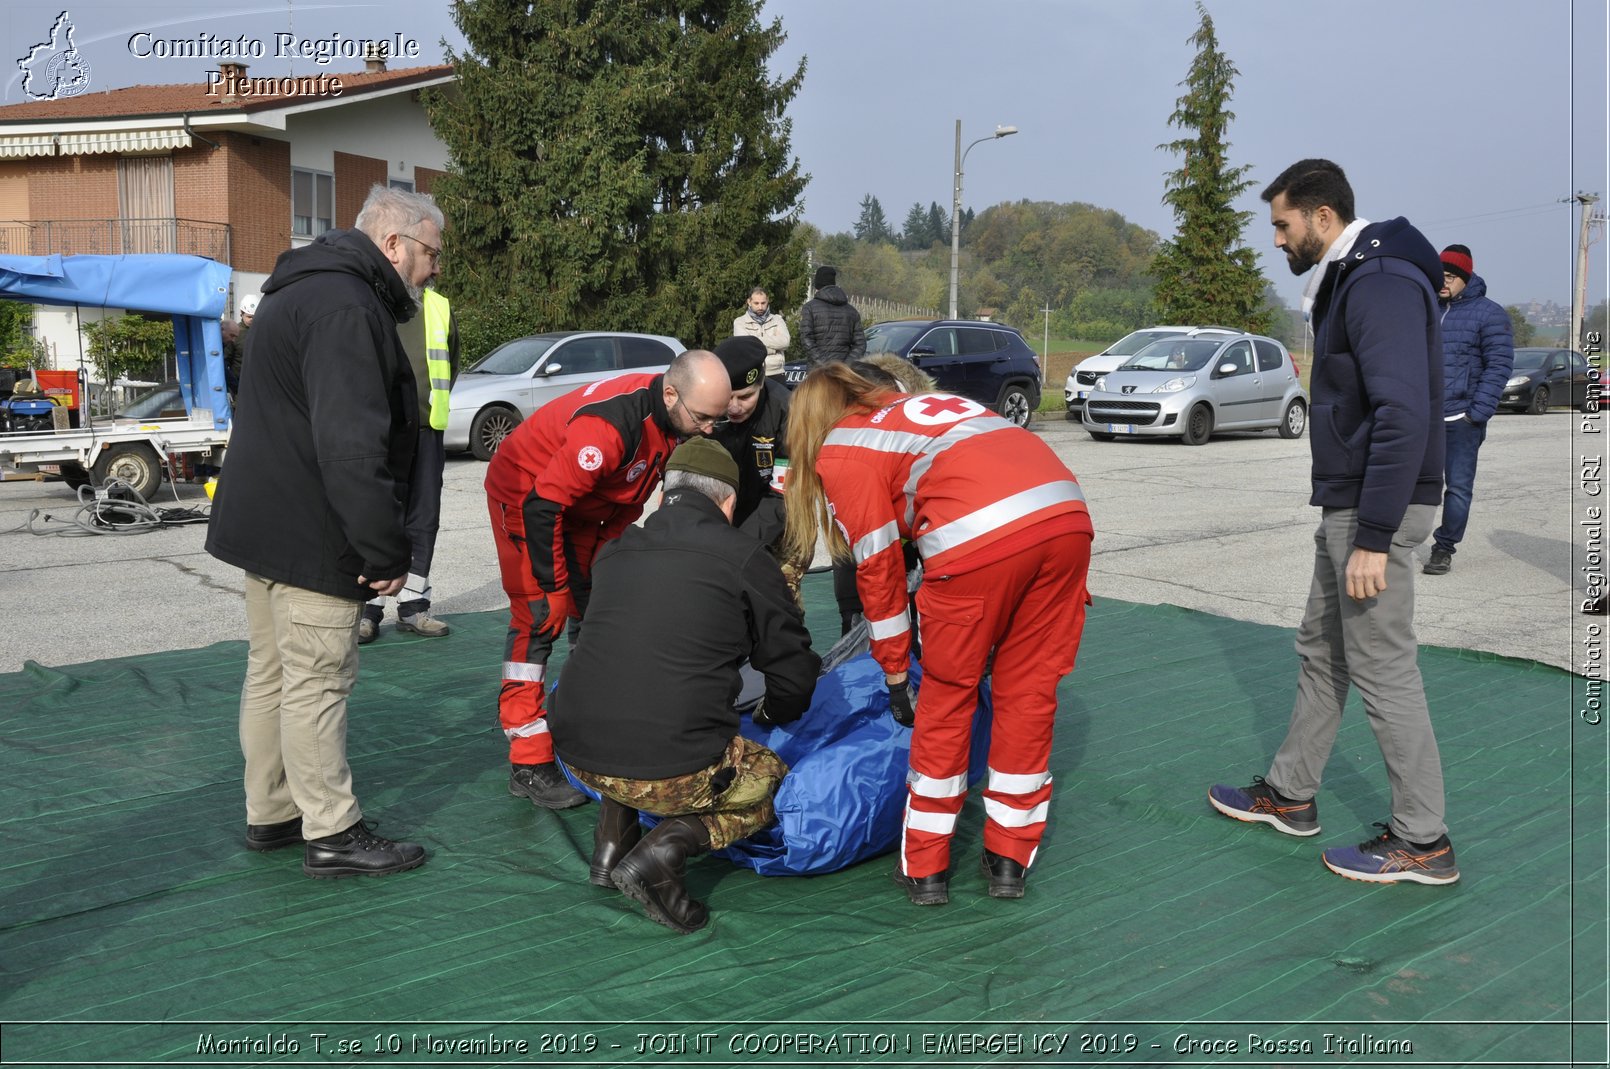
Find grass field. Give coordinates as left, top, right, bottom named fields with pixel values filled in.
left=1027, top=337, right=1104, bottom=413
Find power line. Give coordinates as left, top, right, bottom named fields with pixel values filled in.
left=1419, top=201, right=1569, bottom=228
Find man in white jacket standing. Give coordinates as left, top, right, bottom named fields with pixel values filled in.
left=732, top=287, right=791, bottom=383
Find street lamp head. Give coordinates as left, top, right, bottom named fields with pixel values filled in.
left=994, top=125, right=1018, bottom=138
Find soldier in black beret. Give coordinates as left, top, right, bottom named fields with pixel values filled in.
left=709, top=335, right=795, bottom=552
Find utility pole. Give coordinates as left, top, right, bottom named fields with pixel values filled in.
left=1571, top=192, right=1602, bottom=348
left=1041, top=301, right=1052, bottom=372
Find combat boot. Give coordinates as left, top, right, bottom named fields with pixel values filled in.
left=588, top=797, right=642, bottom=888
left=610, top=816, right=711, bottom=934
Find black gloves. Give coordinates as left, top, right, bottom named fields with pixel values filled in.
left=752, top=699, right=780, bottom=729
left=887, top=680, right=916, bottom=727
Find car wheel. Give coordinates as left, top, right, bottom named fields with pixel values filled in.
left=1527, top=386, right=1550, bottom=414
left=996, top=384, right=1033, bottom=428
left=1064, top=407, right=1082, bottom=422
left=92, top=443, right=163, bottom=499
left=470, top=406, right=522, bottom=461
left=1181, top=403, right=1213, bottom=446
left=1278, top=398, right=1307, bottom=439
left=1087, top=430, right=1115, bottom=442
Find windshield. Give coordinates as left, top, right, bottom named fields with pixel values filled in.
left=1120, top=338, right=1224, bottom=372
left=467, top=336, right=560, bottom=375
left=864, top=323, right=927, bottom=355
left=120, top=384, right=182, bottom=419
left=1107, top=329, right=1185, bottom=357
left=1511, top=349, right=1551, bottom=370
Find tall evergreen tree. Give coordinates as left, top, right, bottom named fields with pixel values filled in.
left=927, top=202, right=949, bottom=246
left=854, top=194, right=893, bottom=244
left=425, top=0, right=808, bottom=355
left=900, top=201, right=931, bottom=249
left=1150, top=3, right=1272, bottom=333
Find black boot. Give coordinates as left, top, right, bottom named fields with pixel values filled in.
left=302, top=821, right=426, bottom=878
left=610, top=816, right=711, bottom=933
left=509, top=762, right=588, bottom=809
left=892, top=864, right=950, bottom=906
left=588, top=798, right=642, bottom=888
left=980, top=849, right=1026, bottom=899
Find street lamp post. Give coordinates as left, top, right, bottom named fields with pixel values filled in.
left=949, top=120, right=1018, bottom=320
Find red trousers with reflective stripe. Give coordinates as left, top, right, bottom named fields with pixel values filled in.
left=489, top=499, right=598, bottom=765
left=901, top=530, right=1091, bottom=877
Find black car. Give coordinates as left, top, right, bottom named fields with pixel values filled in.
left=783, top=319, right=1043, bottom=427
left=1499, top=347, right=1595, bottom=414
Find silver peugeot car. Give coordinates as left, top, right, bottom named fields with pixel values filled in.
left=1080, top=332, right=1307, bottom=445
left=445, top=330, right=686, bottom=460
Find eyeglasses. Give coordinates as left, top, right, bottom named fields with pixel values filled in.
left=674, top=392, right=729, bottom=429
left=401, top=233, right=441, bottom=263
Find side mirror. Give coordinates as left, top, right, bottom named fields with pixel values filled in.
left=541, top=362, right=564, bottom=377
left=1215, top=362, right=1238, bottom=377
left=909, top=346, right=936, bottom=359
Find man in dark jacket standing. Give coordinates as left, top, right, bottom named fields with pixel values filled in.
left=549, top=438, right=820, bottom=933
left=206, top=185, right=439, bottom=878
left=1209, top=159, right=1459, bottom=885
left=799, top=266, right=866, bottom=367
left=1422, top=244, right=1514, bottom=576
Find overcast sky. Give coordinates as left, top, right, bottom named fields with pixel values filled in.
left=4, top=0, right=1605, bottom=312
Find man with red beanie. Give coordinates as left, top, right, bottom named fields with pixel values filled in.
left=484, top=349, right=730, bottom=808
left=1422, top=243, right=1514, bottom=576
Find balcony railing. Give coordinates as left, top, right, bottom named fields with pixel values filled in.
left=0, top=218, right=231, bottom=263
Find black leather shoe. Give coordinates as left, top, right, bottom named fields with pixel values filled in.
left=610, top=816, right=711, bottom=933
left=892, top=865, right=949, bottom=906
left=245, top=816, right=303, bottom=852
left=509, top=763, right=588, bottom=809
left=589, top=797, right=642, bottom=888
left=980, top=849, right=1026, bottom=899
left=302, top=821, right=427, bottom=878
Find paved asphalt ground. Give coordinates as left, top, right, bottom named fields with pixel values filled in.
left=0, top=407, right=1597, bottom=674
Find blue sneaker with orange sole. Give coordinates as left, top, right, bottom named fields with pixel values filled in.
left=1207, top=776, right=1320, bottom=837
left=1321, top=824, right=1460, bottom=885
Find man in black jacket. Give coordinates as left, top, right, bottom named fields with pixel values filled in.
left=206, top=185, right=440, bottom=879
left=799, top=265, right=865, bottom=367
left=549, top=438, right=820, bottom=933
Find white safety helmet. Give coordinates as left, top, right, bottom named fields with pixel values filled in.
left=238, top=293, right=260, bottom=318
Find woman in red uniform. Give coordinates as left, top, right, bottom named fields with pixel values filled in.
left=783, top=363, right=1093, bottom=905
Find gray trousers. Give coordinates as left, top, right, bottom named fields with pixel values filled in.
left=1267, top=504, right=1447, bottom=842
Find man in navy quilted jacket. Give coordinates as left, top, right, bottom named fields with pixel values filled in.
left=1423, top=244, right=1514, bottom=575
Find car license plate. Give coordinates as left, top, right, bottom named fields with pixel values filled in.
left=1076, top=390, right=1088, bottom=399
left=1107, top=424, right=1134, bottom=435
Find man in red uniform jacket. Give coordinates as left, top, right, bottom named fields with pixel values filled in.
left=484, top=349, right=730, bottom=807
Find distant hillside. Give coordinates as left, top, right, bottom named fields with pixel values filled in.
left=799, top=198, right=1295, bottom=345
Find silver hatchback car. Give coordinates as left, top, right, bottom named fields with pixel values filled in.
left=445, top=330, right=686, bottom=460
left=1080, top=333, right=1307, bottom=445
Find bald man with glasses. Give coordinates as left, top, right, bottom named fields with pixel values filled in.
left=484, top=349, right=730, bottom=809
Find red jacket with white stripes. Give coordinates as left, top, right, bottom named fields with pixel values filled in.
left=817, top=393, right=1093, bottom=674
left=484, top=373, right=679, bottom=592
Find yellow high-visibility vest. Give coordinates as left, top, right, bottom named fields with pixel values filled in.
left=422, top=288, right=452, bottom=431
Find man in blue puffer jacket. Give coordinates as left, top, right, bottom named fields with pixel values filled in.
left=1423, top=244, right=1514, bottom=575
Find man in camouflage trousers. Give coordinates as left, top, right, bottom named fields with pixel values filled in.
left=548, top=438, right=819, bottom=934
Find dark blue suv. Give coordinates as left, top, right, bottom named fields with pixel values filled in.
left=784, top=319, right=1043, bottom=426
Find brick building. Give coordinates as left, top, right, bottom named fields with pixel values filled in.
left=0, top=56, right=455, bottom=371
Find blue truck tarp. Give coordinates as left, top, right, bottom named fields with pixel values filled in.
left=0, top=253, right=233, bottom=429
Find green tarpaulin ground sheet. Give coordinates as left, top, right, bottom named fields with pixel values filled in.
left=1, top=576, right=1604, bottom=1068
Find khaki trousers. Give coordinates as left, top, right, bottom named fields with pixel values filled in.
left=240, top=574, right=364, bottom=840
